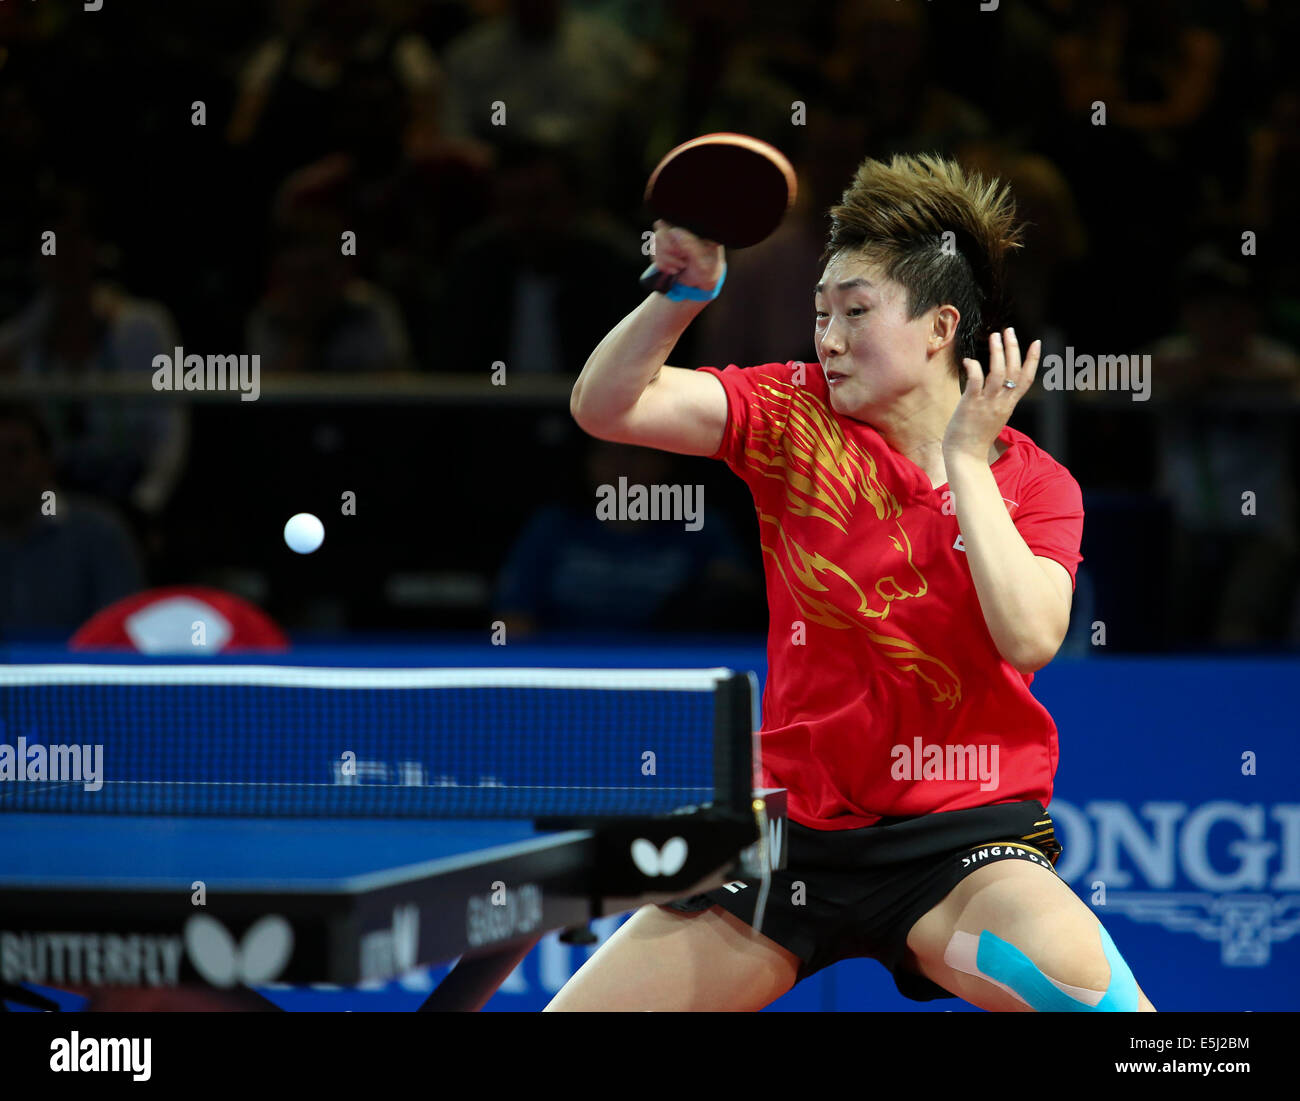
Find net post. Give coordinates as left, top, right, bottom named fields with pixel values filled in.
left=713, top=671, right=756, bottom=814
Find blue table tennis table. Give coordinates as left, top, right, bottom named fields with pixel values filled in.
left=0, top=792, right=786, bottom=1011
left=0, top=662, right=785, bottom=1011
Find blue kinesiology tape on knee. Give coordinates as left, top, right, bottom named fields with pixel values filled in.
left=974, top=924, right=1139, bottom=1012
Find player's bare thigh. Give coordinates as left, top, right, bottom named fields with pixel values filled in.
left=902, top=858, right=1157, bottom=1012
left=544, top=902, right=800, bottom=1011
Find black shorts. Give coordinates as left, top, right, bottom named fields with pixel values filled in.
left=661, top=798, right=1062, bottom=1002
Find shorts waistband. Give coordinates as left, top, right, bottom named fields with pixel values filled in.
left=787, top=800, right=1060, bottom=868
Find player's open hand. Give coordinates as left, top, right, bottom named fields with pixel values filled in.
left=651, top=220, right=725, bottom=293
left=942, top=328, right=1041, bottom=461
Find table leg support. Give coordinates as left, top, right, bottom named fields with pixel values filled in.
left=417, top=937, right=542, bottom=1012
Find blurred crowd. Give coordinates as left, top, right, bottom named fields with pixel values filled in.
left=0, top=0, right=1297, bottom=650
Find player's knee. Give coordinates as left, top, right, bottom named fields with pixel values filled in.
left=944, top=923, right=1139, bottom=1012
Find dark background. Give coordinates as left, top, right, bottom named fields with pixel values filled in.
left=1, top=0, right=1297, bottom=652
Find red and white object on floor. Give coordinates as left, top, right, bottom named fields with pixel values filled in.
left=69, top=586, right=289, bottom=653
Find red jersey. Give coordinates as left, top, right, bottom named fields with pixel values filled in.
left=701, top=361, right=1084, bottom=829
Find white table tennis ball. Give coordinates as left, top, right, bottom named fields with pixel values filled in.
left=284, top=512, right=325, bottom=554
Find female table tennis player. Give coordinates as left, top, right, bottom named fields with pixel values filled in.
left=554, top=153, right=1154, bottom=1012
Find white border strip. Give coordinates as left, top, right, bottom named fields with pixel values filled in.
left=0, top=665, right=734, bottom=691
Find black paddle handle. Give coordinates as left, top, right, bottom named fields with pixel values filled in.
left=639, top=261, right=678, bottom=295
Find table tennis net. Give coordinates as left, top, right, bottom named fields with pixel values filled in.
left=0, top=666, right=756, bottom=818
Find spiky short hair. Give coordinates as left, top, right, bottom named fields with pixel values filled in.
left=822, top=153, right=1023, bottom=371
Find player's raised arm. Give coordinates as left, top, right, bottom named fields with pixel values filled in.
left=569, top=222, right=728, bottom=457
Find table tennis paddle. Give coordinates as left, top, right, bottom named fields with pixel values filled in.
left=640, top=132, right=797, bottom=295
